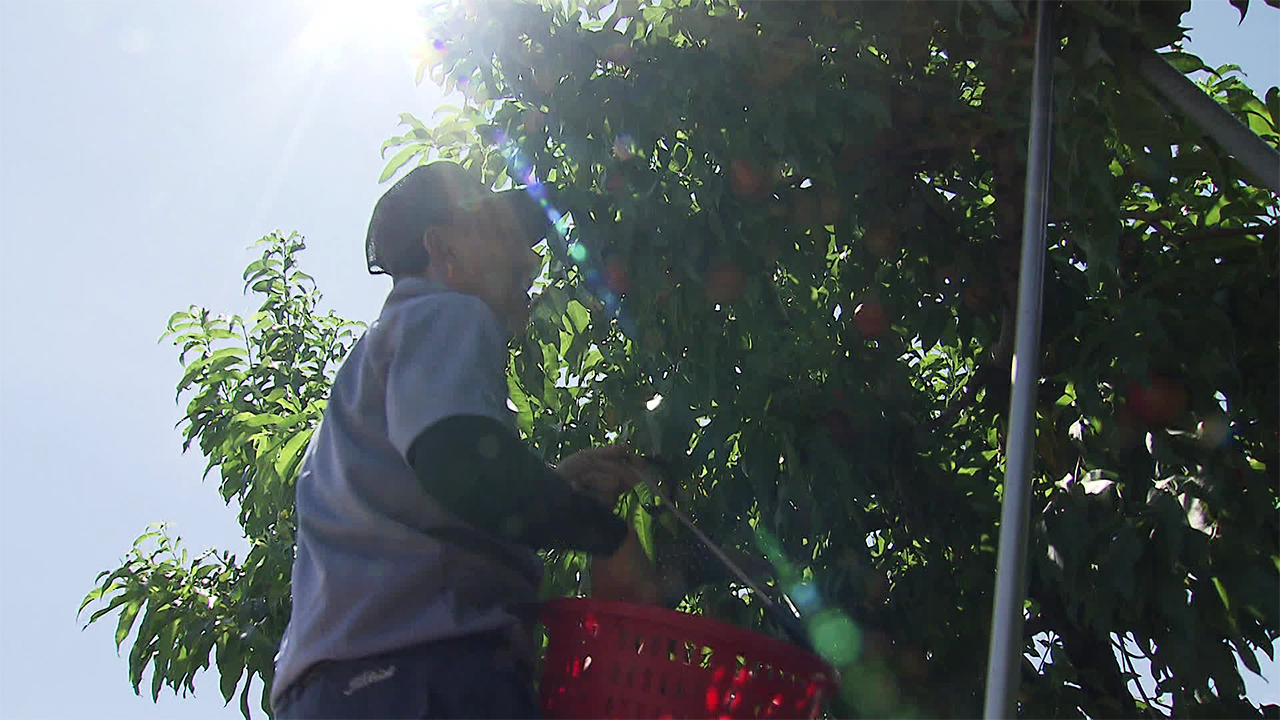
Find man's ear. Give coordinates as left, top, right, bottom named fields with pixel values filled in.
left=421, top=226, right=450, bottom=263
left=421, top=226, right=461, bottom=283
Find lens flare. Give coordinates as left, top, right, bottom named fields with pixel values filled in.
left=1197, top=415, right=1233, bottom=448
left=810, top=610, right=861, bottom=666
left=491, top=129, right=640, bottom=336
left=789, top=581, right=820, bottom=614
left=613, top=133, right=636, bottom=161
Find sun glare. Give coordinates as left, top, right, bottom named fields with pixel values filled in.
left=296, top=0, right=425, bottom=60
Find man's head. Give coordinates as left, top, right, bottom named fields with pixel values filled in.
left=366, top=162, right=553, bottom=335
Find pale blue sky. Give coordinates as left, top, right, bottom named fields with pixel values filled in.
left=0, top=1, right=1275, bottom=718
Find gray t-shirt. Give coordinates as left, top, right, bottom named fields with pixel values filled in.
left=271, top=277, right=544, bottom=706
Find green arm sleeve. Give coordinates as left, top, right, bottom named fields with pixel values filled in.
left=407, top=415, right=628, bottom=555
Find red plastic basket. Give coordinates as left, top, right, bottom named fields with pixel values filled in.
left=539, top=598, right=836, bottom=719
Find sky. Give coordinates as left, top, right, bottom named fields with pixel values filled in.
left=0, top=1, right=1276, bottom=718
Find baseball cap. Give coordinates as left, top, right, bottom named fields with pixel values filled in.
left=366, top=161, right=556, bottom=276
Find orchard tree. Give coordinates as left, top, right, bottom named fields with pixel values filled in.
left=80, top=234, right=363, bottom=718
left=82, top=0, right=1278, bottom=717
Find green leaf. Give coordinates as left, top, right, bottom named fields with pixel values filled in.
left=239, top=674, right=254, bottom=720
left=507, top=372, right=535, bottom=433
left=241, top=259, right=270, bottom=282
left=274, top=428, right=314, bottom=478
left=398, top=112, right=428, bottom=132
left=207, top=347, right=248, bottom=364
left=1162, top=51, right=1212, bottom=76
left=134, top=528, right=166, bottom=549
left=81, top=585, right=131, bottom=626
left=1229, top=0, right=1248, bottom=22
left=151, top=656, right=166, bottom=701
left=540, top=341, right=562, bottom=409
left=544, top=285, right=571, bottom=320
left=519, top=346, right=546, bottom=401
left=216, top=636, right=242, bottom=704
left=166, top=311, right=195, bottom=330
left=114, top=598, right=145, bottom=648
left=175, top=356, right=211, bottom=398
left=1236, top=638, right=1262, bottom=675
left=631, top=493, right=655, bottom=561
left=581, top=347, right=603, bottom=373
left=380, top=145, right=424, bottom=182
left=78, top=583, right=114, bottom=616
left=380, top=133, right=410, bottom=159
left=231, top=412, right=287, bottom=429
left=565, top=300, right=591, bottom=334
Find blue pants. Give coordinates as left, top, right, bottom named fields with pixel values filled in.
left=272, top=631, right=543, bottom=719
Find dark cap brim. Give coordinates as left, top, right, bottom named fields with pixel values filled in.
left=493, top=186, right=558, bottom=248
left=366, top=161, right=560, bottom=276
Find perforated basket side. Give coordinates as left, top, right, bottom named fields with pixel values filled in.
left=539, top=598, right=834, bottom=720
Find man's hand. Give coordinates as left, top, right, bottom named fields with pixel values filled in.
left=558, top=446, right=663, bottom=605
left=590, top=526, right=663, bottom=606
left=556, top=445, right=644, bottom=508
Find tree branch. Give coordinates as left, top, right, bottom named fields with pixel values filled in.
left=1036, top=631, right=1056, bottom=674
left=1128, top=216, right=1274, bottom=244
left=1114, top=634, right=1162, bottom=720
left=1032, top=576, right=1146, bottom=719
left=1121, top=209, right=1176, bottom=224
left=1175, top=222, right=1276, bottom=243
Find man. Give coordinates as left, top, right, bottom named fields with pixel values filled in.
left=270, top=161, right=661, bottom=719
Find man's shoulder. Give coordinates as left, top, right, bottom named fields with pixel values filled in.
left=384, top=287, right=493, bottom=325
left=379, top=289, right=504, bottom=354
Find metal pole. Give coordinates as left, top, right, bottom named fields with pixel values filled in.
left=1139, top=50, right=1280, bottom=194
left=982, top=1, right=1055, bottom=718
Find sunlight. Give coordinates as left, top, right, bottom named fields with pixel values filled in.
left=296, top=0, right=424, bottom=60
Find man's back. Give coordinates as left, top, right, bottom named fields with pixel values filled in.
left=271, top=278, right=542, bottom=709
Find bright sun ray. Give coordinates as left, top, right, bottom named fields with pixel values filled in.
left=296, top=0, right=425, bottom=61
left=247, top=1, right=430, bottom=238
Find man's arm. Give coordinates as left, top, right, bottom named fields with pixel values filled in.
left=407, top=414, right=629, bottom=554
left=385, top=293, right=628, bottom=554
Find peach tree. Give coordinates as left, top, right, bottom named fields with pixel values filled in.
left=82, top=1, right=1277, bottom=717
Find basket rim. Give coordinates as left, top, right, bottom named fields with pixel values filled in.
left=539, top=597, right=836, bottom=683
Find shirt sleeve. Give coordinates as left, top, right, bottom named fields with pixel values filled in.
left=407, top=415, right=630, bottom=555
left=385, top=292, right=512, bottom=460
